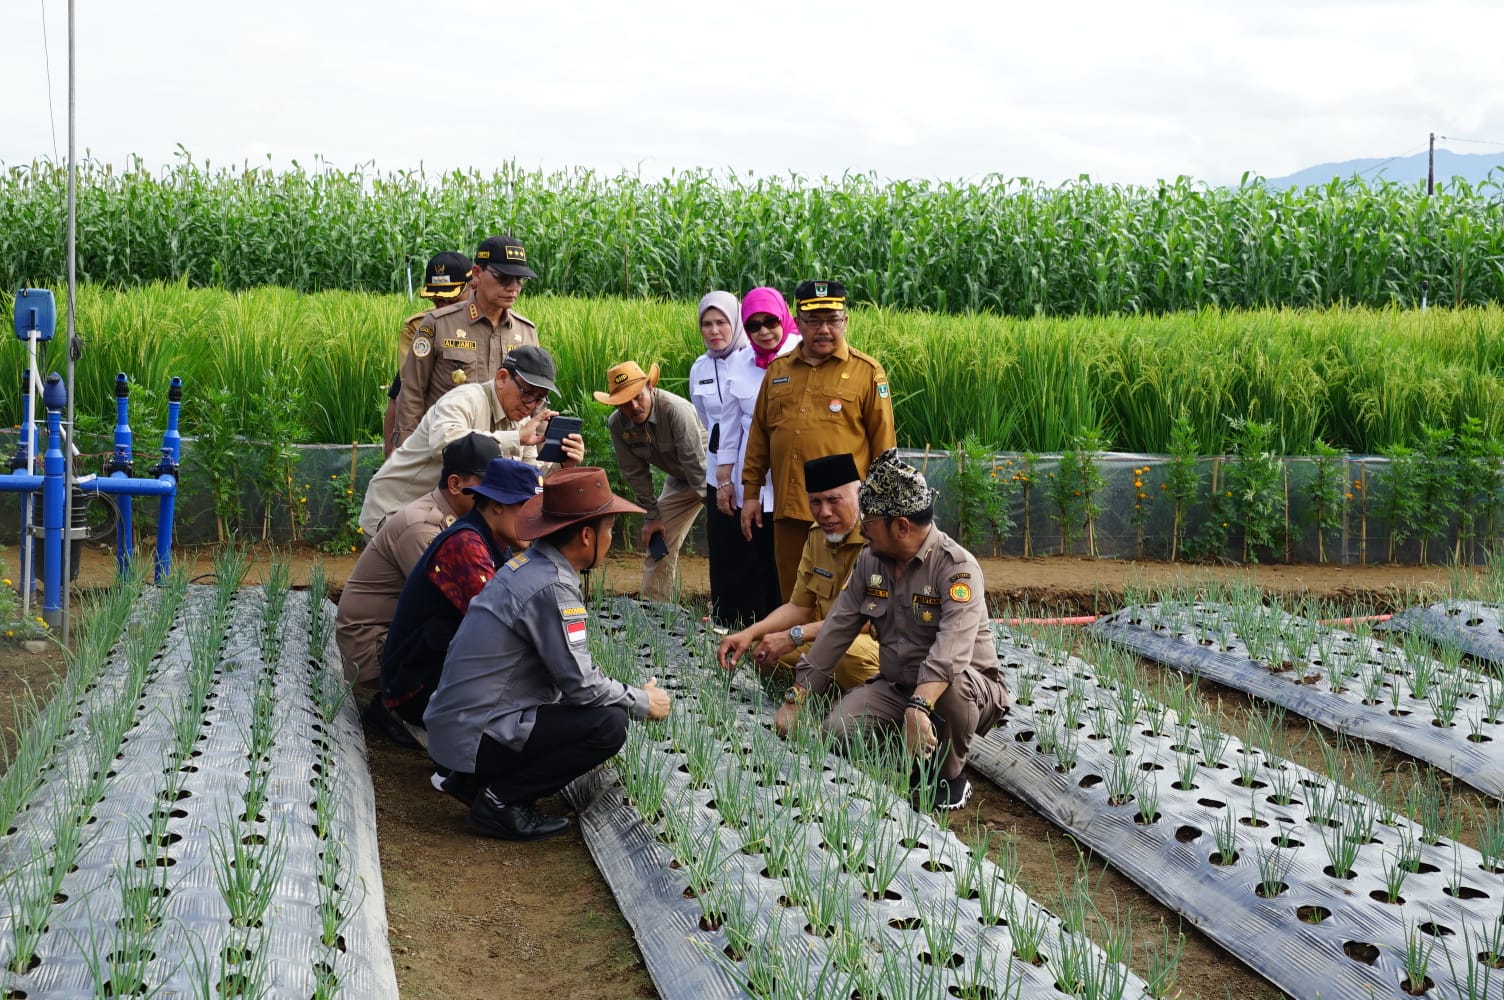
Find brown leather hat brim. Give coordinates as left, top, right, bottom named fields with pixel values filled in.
left=514, top=493, right=645, bottom=541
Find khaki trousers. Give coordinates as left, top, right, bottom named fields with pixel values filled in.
left=641, top=481, right=704, bottom=602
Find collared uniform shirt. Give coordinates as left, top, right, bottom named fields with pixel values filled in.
left=689, top=349, right=738, bottom=491
left=392, top=295, right=538, bottom=443
left=741, top=342, right=895, bottom=521
left=794, top=528, right=1008, bottom=702
left=789, top=522, right=867, bottom=618
left=424, top=541, right=652, bottom=772
left=335, top=488, right=460, bottom=683
left=720, top=336, right=800, bottom=510
left=359, top=380, right=537, bottom=537
left=607, top=388, right=708, bottom=521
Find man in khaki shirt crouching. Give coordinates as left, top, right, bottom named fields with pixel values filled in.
left=716, top=453, right=878, bottom=691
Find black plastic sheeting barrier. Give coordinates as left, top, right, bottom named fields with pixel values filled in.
left=967, top=626, right=1504, bottom=1000
left=1088, top=603, right=1504, bottom=799
left=1380, top=601, right=1504, bottom=668
left=568, top=599, right=1156, bottom=1000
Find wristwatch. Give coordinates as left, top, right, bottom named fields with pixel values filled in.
left=788, top=625, right=805, bottom=646
left=783, top=686, right=808, bottom=705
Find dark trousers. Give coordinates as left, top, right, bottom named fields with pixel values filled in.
left=705, top=486, right=782, bottom=627
left=454, top=704, right=629, bottom=806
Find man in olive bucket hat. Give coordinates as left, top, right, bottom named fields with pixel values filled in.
left=596, top=359, right=709, bottom=602
left=383, top=251, right=473, bottom=456
left=774, top=449, right=1013, bottom=811
left=425, top=467, right=673, bottom=841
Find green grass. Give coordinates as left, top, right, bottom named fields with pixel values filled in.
left=4, top=283, right=1503, bottom=456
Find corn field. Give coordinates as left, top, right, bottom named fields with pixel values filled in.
left=2, top=283, right=1501, bottom=456
left=4, top=154, right=1504, bottom=315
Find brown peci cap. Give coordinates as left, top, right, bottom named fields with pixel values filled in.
left=515, top=467, right=645, bottom=540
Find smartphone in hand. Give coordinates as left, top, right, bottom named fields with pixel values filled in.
left=649, top=531, right=669, bottom=561
left=536, top=415, right=582, bottom=464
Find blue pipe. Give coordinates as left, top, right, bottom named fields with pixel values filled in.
left=151, top=377, right=183, bottom=582
left=77, top=477, right=175, bottom=498
left=40, top=374, right=66, bottom=626
left=12, top=369, right=37, bottom=598
left=108, top=373, right=136, bottom=575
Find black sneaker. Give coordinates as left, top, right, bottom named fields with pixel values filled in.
left=468, top=789, right=571, bottom=842
left=935, top=776, right=973, bottom=811
left=362, top=694, right=423, bottom=750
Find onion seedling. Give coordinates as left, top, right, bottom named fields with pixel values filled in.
left=1253, top=841, right=1294, bottom=898
left=1398, top=917, right=1436, bottom=996
left=1001, top=887, right=1050, bottom=964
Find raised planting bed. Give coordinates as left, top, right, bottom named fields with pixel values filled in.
left=1380, top=601, right=1504, bottom=669
left=965, top=625, right=1504, bottom=1000
left=1087, top=601, right=1504, bottom=798
left=0, top=561, right=396, bottom=999
left=569, top=598, right=1162, bottom=1000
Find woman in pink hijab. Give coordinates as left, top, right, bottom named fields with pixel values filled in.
left=715, top=287, right=802, bottom=624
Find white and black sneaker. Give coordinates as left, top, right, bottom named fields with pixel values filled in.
left=935, top=777, right=973, bottom=811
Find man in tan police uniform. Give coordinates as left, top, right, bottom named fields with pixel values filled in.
left=776, top=449, right=1012, bottom=811
left=716, top=453, right=878, bottom=690
left=384, top=251, right=472, bottom=456
left=740, top=279, right=895, bottom=602
left=392, top=234, right=540, bottom=447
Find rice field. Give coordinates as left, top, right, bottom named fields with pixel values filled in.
left=4, top=155, right=1504, bottom=315
left=1, top=283, right=1501, bottom=457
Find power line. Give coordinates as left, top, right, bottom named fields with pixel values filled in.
left=1356, top=145, right=1427, bottom=179
left=1438, top=135, right=1504, bottom=148
left=39, top=0, right=59, bottom=162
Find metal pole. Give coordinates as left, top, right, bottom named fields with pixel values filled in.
left=1427, top=132, right=1435, bottom=196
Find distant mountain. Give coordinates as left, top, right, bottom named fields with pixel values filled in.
left=1263, top=149, right=1504, bottom=190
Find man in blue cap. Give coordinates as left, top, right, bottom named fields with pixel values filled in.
left=379, top=456, right=542, bottom=748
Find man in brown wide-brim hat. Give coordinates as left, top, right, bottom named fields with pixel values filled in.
left=595, top=359, right=709, bottom=603
left=424, top=467, right=673, bottom=842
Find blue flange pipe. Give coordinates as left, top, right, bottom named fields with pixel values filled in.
left=41, top=374, right=66, bottom=626
left=108, top=372, right=135, bottom=575
left=151, top=377, right=183, bottom=582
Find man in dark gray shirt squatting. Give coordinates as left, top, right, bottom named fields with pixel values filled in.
left=424, top=466, right=673, bottom=842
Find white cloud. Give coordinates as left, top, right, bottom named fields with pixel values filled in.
left=2, top=0, right=1501, bottom=187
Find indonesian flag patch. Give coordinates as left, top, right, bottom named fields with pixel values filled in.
left=566, top=620, right=588, bottom=644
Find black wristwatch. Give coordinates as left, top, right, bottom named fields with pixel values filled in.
left=789, top=625, right=805, bottom=646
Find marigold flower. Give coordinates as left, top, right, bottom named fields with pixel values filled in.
left=1344, top=492, right=1353, bottom=500
left=1133, top=479, right=1142, bottom=488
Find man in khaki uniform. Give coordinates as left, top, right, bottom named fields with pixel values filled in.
left=337, top=433, right=500, bottom=686
left=741, top=279, right=895, bottom=601
left=716, top=453, right=877, bottom=690
left=384, top=251, right=472, bottom=456
left=362, top=346, right=582, bottom=537
left=392, top=234, right=540, bottom=447
left=776, top=450, right=1013, bottom=812
left=596, top=360, right=708, bottom=602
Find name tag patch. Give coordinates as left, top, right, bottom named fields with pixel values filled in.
left=559, top=606, right=588, bottom=618
left=912, top=594, right=942, bottom=606
left=771, top=376, right=790, bottom=385
left=811, top=567, right=834, bottom=579
left=442, top=338, right=476, bottom=351
left=865, top=586, right=889, bottom=599
left=697, top=378, right=713, bottom=385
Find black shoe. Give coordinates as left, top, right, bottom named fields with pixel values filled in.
left=431, top=770, right=478, bottom=807
left=468, top=790, right=571, bottom=842
left=363, top=694, right=423, bottom=750
left=935, top=777, right=973, bottom=811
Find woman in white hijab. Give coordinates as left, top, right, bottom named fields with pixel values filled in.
left=689, top=290, right=757, bottom=626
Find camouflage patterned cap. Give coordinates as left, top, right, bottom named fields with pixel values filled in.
left=859, top=449, right=938, bottom=518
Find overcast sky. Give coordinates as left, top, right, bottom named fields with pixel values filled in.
left=4, top=0, right=1501, bottom=188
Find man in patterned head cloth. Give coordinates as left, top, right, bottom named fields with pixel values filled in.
left=775, top=449, right=1013, bottom=810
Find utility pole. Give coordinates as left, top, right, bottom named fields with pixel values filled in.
left=1427, top=132, right=1435, bottom=195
